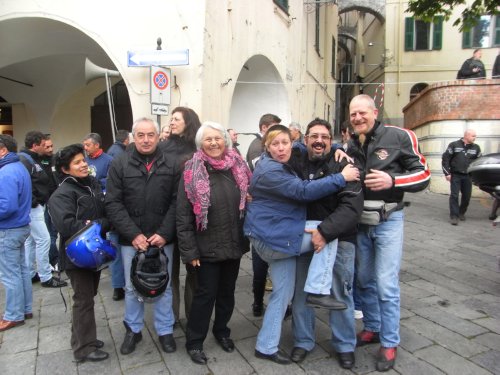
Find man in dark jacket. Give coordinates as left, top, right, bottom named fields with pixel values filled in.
left=288, top=118, right=363, bottom=368
left=348, top=95, right=430, bottom=372
left=19, top=131, right=66, bottom=288
left=107, top=129, right=130, bottom=159
left=0, top=135, right=33, bottom=332
left=40, top=135, right=60, bottom=269
left=105, top=117, right=179, bottom=356
left=457, top=49, right=486, bottom=79
left=442, top=129, right=481, bottom=225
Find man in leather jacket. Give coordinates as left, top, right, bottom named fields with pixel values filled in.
left=348, top=95, right=430, bottom=372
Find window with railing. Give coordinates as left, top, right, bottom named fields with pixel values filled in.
left=405, top=16, right=443, bottom=51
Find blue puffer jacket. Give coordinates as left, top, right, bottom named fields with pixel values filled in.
left=0, top=152, right=32, bottom=229
left=244, top=153, right=346, bottom=255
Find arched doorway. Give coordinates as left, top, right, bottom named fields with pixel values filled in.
left=228, top=55, right=290, bottom=157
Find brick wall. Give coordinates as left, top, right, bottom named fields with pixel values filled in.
left=403, top=79, right=500, bottom=130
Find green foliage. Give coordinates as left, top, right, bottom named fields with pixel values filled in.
left=407, top=0, right=500, bottom=31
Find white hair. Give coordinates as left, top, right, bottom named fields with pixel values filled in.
left=131, top=117, right=160, bottom=135
left=195, top=121, right=232, bottom=150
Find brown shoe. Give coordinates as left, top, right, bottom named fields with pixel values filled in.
left=0, top=319, right=25, bottom=332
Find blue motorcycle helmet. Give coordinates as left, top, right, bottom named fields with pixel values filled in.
left=65, top=221, right=117, bottom=270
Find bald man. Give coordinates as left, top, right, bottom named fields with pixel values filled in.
left=442, top=129, right=482, bottom=225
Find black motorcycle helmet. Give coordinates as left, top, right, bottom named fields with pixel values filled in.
left=131, top=246, right=169, bottom=303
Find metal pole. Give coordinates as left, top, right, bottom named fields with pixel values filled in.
left=105, top=71, right=116, bottom=142
left=156, top=37, right=162, bottom=128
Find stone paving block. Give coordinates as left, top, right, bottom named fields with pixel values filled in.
left=401, top=316, right=488, bottom=358
left=392, top=346, right=445, bottom=375
left=413, top=306, right=488, bottom=337
left=226, top=307, right=259, bottom=341
left=470, top=350, right=500, bottom=374
left=235, top=273, right=252, bottom=291
left=418, top=295, right=488, bottom=320
left=237, top=336, right=305, bottom=375
left=401, top=283, right=435, bottom=299
left=38, top=323, right=72, bottom=354
left=400, top=306, right=416, bottom=319
left=0, top=350, right=36, bottom=375
left=406, top=279, right=469, bottom=304
left=414, top=345, right=492, bottom=375
left=399, top=325, right=433, bottom=353
left=300, top=356, right=354, bottom=375
left=36, top=349, right=77, bottom=375
left=406, top=259, right=482, bottom=295
left=0, top=318, right=38, bottom=354
left=473, top=333, right=500, bottom=351
left=472, top=317, right=500, bottom=335
left=399, top=270, right=420, bottom=283
left=464, top=297, right=500, bottom=320
left=201, top=335, right=255, bottom=375
left=39, top=298, right=72, bottom=328
left=123, top=361, right=169, bottom=375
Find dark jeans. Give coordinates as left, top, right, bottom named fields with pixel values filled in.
left=252, top=245, right=269, bottom=306
left=44, top=207, right=59, bottom=266
left=449, top=173, right=472, bottom=217
left=171, top=244, right=197, bottom=321
left=185, top=258, right=240, bottom=350
left=66, top=268, right=101, bottom=360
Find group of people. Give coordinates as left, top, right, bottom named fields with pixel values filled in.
left=0, top=95, right=432, bottom=372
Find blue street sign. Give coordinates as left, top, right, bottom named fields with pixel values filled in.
left=127, top=49, right=189, bottom=67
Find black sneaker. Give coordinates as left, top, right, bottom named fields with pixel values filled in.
left=450, top=216, right=459, bottom=226
left=31, top=274, right=40, bottom=283
left=41, top=277, right=68, bottom=288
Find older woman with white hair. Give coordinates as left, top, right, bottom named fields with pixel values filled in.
left=176, top=121, right=251, bottom=364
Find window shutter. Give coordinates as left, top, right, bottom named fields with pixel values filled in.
left=462, top=30, right=472, bottom=48
left=432, top=16, right=443, bottom=50
left=405, top=18, right=414, bottom=51
left=495, top=16, right=500, bottom=46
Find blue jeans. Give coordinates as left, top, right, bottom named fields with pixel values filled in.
left=122, top=244, right=175, bottom=336
left=292, top=241, right=356, bottom=353
left=356, top=210, right=404, bottom=348
left=302, top=220, right=338, bottom=294
left=0, top=226, right=32, bottom=321
left=107, top=232, right=125, bottom=289
left=25, top=205, right=51, bottom=282
left=251, top=237, right=296, bottom=355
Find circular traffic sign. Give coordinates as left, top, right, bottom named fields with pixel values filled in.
left=153, top=71, right=169, bottom=90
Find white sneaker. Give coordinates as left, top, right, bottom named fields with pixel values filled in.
left=354, top=310, right=363, bottom=320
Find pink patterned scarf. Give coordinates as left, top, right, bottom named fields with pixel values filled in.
left=183, top=148, right=252, bottom=231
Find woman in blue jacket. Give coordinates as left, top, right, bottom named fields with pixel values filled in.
left=244, top=124, right=359, bottom=364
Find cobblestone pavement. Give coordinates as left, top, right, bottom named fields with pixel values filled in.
left=1, top=191, right=499, bottom=374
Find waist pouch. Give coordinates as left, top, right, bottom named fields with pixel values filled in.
left=360, top=200, right=403, bottom=226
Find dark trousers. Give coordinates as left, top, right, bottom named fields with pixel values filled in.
left=449, top=174, right=472, bottom=217
left=65, top=268, right=101, bottom=360
left=171, top=244, right=197, bottom=321
left=186, top=258, right=240, bottom=350
left=44, top=207, right=59, bottom=266
left=252, top=245, right=269, bottom=306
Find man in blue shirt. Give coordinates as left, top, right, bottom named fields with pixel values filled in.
left=0, top=135, right=33, bottom=332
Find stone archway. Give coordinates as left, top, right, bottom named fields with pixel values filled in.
left=228, top=55, right=290, bottom=157
left=338, top=0, right=385, bottom=23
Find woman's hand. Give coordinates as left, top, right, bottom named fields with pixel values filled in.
left=190, top=259, right=201, bottom=267
left=341, top=164, right=360, bottom=182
